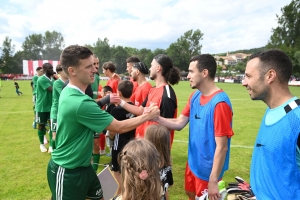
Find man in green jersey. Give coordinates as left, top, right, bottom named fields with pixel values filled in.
left=32, top=67, right=43, bottom=129
left=49, top=64, right=68, bottom=153
left=47, top=45, right=159, bottom=200
left=35, top=63, right=53, bottom=152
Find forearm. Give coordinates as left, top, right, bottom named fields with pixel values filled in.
left=121, top=101, right=144, bottom=116
left=106, top=114, right=150, bottom=134
left=155, top=115, right=188, bottom=130
left=209, top=142, right=228, bottom=183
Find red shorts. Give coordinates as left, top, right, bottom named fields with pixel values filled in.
left=185, top=162, right=208, bottom=197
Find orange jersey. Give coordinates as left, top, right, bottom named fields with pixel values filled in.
left=97, top=84, right=103, bottom=99
left=130, top=82, right=153, bottom=106
left=106, top=78, right=119, bottom=93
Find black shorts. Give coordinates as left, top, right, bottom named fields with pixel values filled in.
left=111, top=149, right=121, bottom=172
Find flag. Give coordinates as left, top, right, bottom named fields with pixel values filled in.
left=22, top=60, right=60, bottom=76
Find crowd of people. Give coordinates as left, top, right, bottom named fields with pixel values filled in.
left=30, top=45, right=300, bottom=200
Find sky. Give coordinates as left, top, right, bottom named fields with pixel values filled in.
left=0, top=0, right=292, bottom=55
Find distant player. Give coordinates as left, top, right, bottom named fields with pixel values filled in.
left=32, top=67, right=43, bottom=128
left=102, top=61, right=119, bottom=93
left=35, top=63, right=53, bottom=153
left=49, top=64, right=68, bottom=153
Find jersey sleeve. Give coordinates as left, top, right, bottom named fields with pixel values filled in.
left=39, top=77, right=52, bottom=90
left=214, top=102, right=234, bottom=138
left=181, top=91, right=195, bottom=117
left=77, top=99, right=114, bottom=133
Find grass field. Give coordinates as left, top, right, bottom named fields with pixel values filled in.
left=0, top=80, right=299, bottom=200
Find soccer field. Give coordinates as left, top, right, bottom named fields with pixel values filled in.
left=0, top=80, right=299, bottom=199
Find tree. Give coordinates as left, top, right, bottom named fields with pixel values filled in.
left=167, top=29, right=204, bottom=70
left=42, top=31, right=64, bottom=60
left=110, top=45, right=129, bottom=73
left=266, top=0, right=300, bottom=75
left=92, top=38, right=111, bottom=64
left=22, top=33, right=43, bottom=60
left=0, top=36, right=21, bottom=73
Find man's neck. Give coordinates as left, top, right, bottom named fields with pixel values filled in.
left=198, top=80, right=220, bottom=96
left=122, top=97, right=131, bottom=103
left=154, top=75, right=168, bottom=88
left=137, top=76, right=147, bottom=86
left=69, top=79, right=88, bottom=93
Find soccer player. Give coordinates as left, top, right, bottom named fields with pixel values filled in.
left=126, top=56, right=140, bottom=99
left=102, top=61, right=119, bottom=93
left=242, top=49, right=300, bottom=199
left=118, top=54, right=180, bottom=144
left=47, top=45, right=159, bottom=200
left=32, top=67, right=43, bottom=128
left=130, top=62, right=152, bottom=106
left=155, top=54, right=234, bottom=200
left=35, top=63, right=53, bottom=152
left=49, top=64, right=68, bottom=153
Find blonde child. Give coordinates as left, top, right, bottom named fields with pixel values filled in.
left=113, top=139, right=163, bottom=200
left=145, top=124, right=173, bottom=200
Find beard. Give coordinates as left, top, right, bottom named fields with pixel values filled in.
left=149, top=73, right=156, bottom=80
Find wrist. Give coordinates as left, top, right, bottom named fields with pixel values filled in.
left=120, top=100, right=125, bottom=107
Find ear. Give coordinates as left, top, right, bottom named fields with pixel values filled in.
left=202, top=69, right=209, bottom=78
left=68, top=67, right=76, bottom=76
left=266, top=69, right=276, bottom=84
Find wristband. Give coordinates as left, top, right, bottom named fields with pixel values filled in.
left=120, top=100, right=125, bottom=107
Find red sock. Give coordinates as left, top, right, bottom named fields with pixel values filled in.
left=99, top=133, right=106, bottom=151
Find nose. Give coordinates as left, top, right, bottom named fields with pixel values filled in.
left=242, top=78, right=247, bottom=86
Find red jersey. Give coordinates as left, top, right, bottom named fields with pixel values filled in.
left=136, top=84, right=177, bottom=144
left=106, top=78, right=119, bottom=93
left=97, top=84, right=103, bottom=99
left=181, top=90, right=233, bottom=138
left=130, top=82, right=153, bottom=106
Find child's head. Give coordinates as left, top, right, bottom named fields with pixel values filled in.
left=118, top=80, right=133, bottom=99
left=118, top=139, right=162, bottom=200
left=102, top=85, right=112, bottom=96
left=145, top=124, right=171, bottom=167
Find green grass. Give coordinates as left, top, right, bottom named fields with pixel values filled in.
left=0, top=80, right=299, bottom=200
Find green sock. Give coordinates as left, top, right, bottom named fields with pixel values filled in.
left=38, top=129, right=46, bottom=144
left=92, top=154, right=100, bottom=172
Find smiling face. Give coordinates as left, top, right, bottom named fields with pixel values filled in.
left=187, top=61, right=204, bottom=89
left=242, top=58, right=269, bottom=101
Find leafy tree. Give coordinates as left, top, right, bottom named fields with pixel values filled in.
left=92, top=38, right=111, bottom=64
left=111, top=45, right=129, bottom=73
left=266, top=0, right=300, bottom=75
left=0, top=36, right=22, bottom=73
left=138, top=48, right=153, bottom=68
left=167, top=29, right=204, bottom=71
left=22, top=33, right=43, bottom=60
left=42, top=31, right=64, bottom=60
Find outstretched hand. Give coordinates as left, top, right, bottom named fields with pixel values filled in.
left=145, top=105, right=160, bottom=121
left=109, top=93, right=120, bottom=104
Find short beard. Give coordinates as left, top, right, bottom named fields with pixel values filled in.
left=150, top=73, right=156, bottom=80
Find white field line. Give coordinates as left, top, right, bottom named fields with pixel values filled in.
left=173, top=139, right=253, bottom=149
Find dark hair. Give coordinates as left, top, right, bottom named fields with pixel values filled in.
left=190, top=54, right=217, bottom=79
left=133, top=62, right=148, bottom=74
left=118, top=80, right=133, bottom=98
left=126, top=56, right=140, bottom=63
left=102, top=61, right=116, bottom=73
left=36, top=67, right=42, bottom=71
left=102, top=85, right=113, bottom=93
left=154, top=54, right=180, bottom=85
left=249, top=49, right=293, bottom=83
left=60, top=45, right=94, bottom=75
left=56, top=64, right=63, bottom=73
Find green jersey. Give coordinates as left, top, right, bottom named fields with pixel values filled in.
left=35, top=75, right=53, bottom=112
left=52, top=85, right=114, bottom=169
left=32, top=75, right=39, bottom=95
left=50, top=78, right=65, bottom=120
left=91, top=74, right=100, bottom=99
